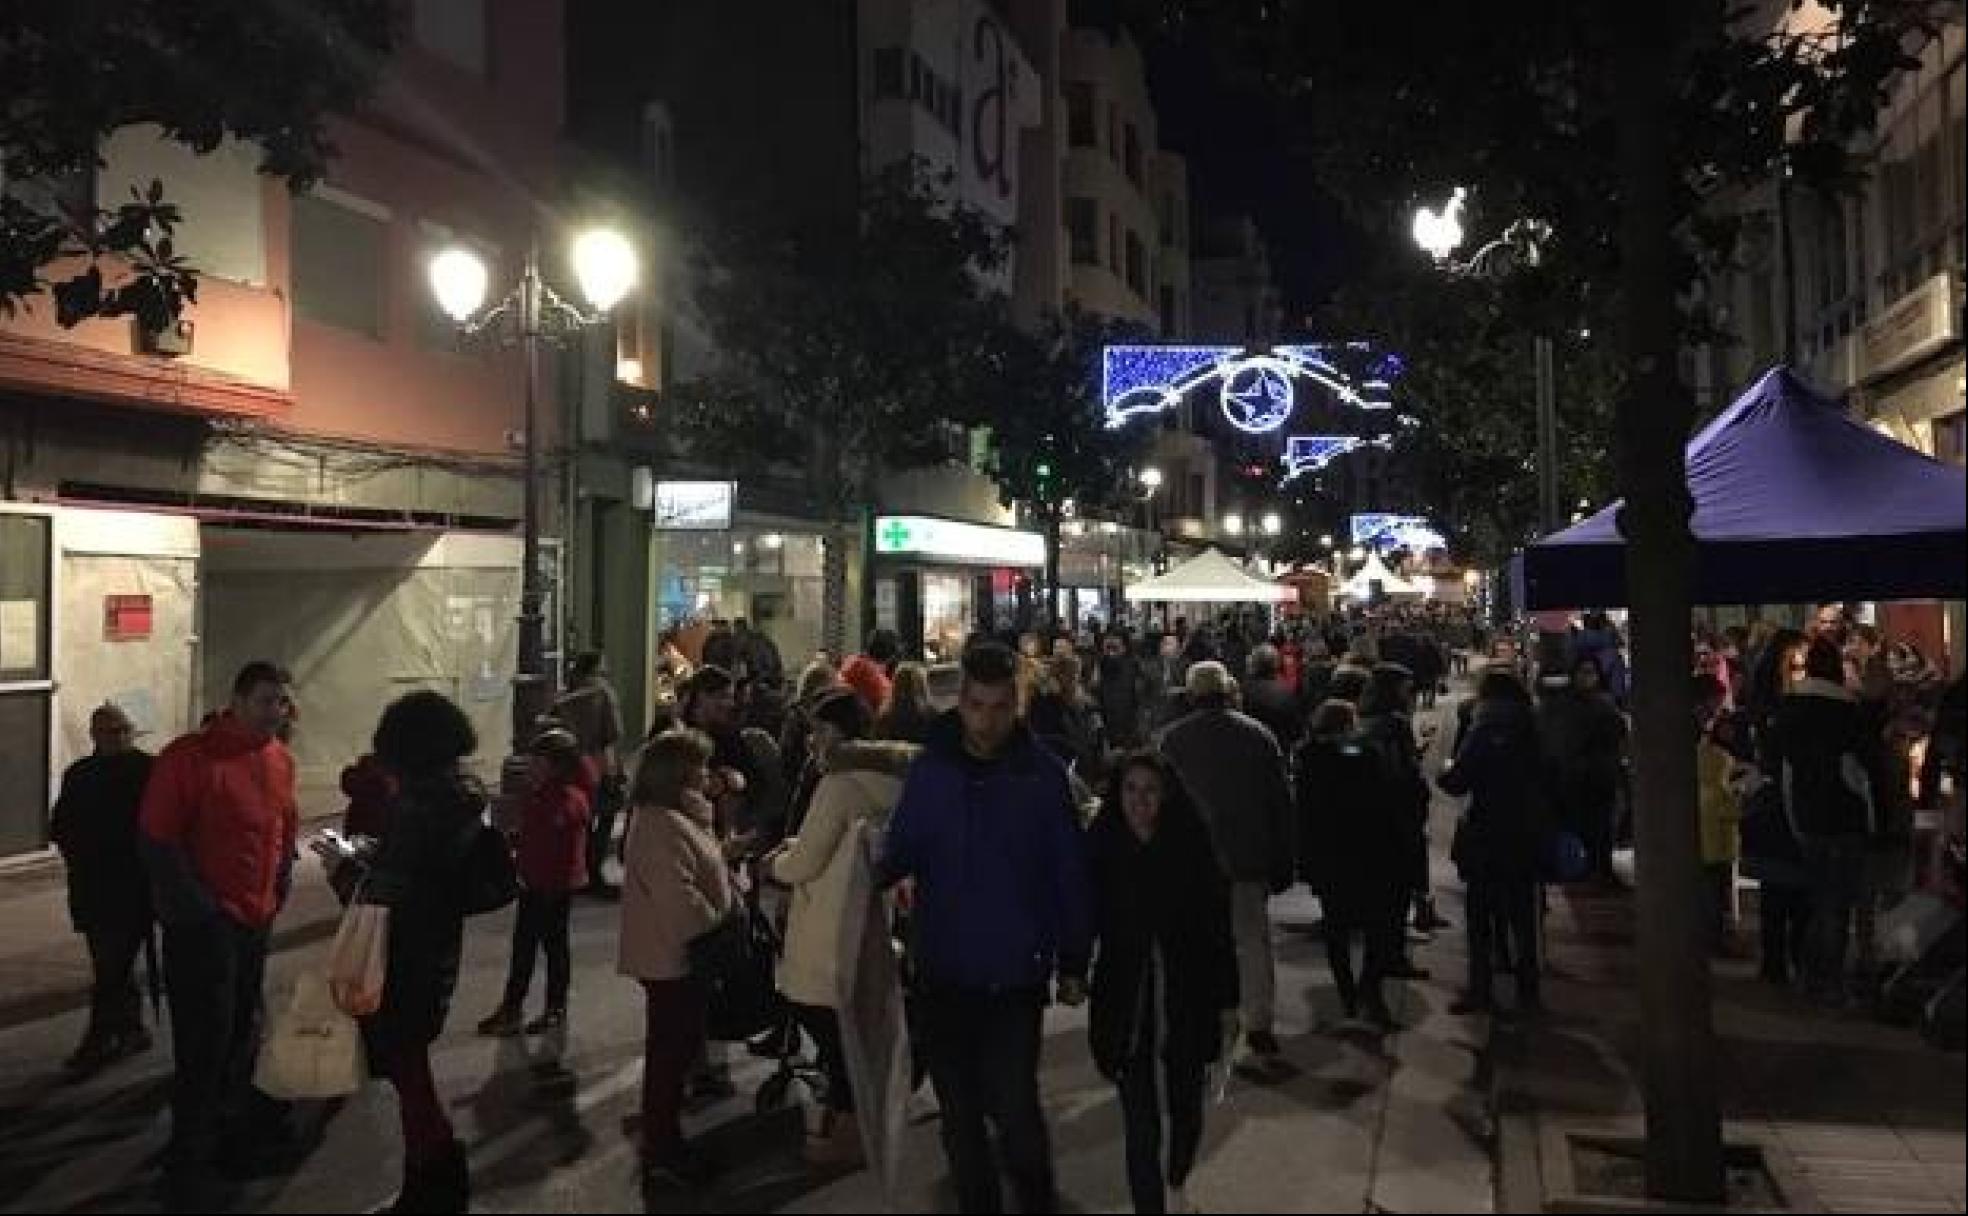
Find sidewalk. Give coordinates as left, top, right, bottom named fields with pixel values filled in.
left=0, top=853, right=346, bottom=1033
left=1494, top=878, right=1966, bottom=1213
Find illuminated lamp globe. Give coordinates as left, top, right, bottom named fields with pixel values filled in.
left=429, top=247, right=490, bottom=323
left=1261, top=512, right=1283, bottom=537
left=1222, top=513, right=1244, bottom=536
left=1139, top=467, right=1164, bottom=490
left=572, top=228, right=639, bottom=312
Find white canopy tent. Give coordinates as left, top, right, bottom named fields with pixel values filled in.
left=1341, top=550, right=1425, bottom=600
left=1123, top=547, right=1296, bottom=603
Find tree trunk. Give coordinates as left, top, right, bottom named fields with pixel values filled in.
left=1614, top=0, right=1725, bottom=1202
left=1043, top=515, right=1063, bottom=632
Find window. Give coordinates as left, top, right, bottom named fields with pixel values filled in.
left=873, top=48, right=904, bottom=99
left=1065, top=82, right=1096, bottom=147
left=1125, top=231, right=1145, bottom=294
left=1124, top=124, right=1142, bottom=185
left=1067, top=198, right=1099, bottom=265
left=413, top=0, right=487, bottom=76
left=292, top=189, right=387, bottom=338
left=1108, top=214, right=1121, bottom=272
left=98, top=126, right=266, bottom=284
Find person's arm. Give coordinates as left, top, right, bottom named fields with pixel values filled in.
left=139, top=746, right=217, bottom=924
left=769, top=777, right=856, bottom=886
left=1047, top=772, right=1095, bottom=987
left=47, top=762, right=79, bottom=855
left=1264, top=737, right=1295, bottom=891
left=877, top=763, right=928, bottom=888
left=1438, top=731, right=1478, bottom=798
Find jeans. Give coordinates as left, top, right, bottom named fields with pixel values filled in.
left=386, top=1048, right=455, bottom=1163
left=640, top=978, right=707, bottom=1158
left=1758, top=883, right=1813, bottom=983
left=1466, top=877, right=1539, bottom=1005
left=502, top=890, right=573, bottom=1011
left=1803, top=835, right=1867, bottom=999
left=1229, top=882, right=1276, bottom=1034
left=1325, top=896, right=1402, bottom=1017
left=919, top=984, right=1055, bottom=1214
left=588, top=773, right=624, bottom=886
left=83, top=922, right=148, bottom=1040
left=1116, top=1056, right=1206, bottom=1214
left=793, top=1002, right=854, bottom=1113
left=161, top=914, right=269, bottom=1178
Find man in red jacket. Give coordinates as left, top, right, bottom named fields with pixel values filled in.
left=141, top=661, right=299, bottom=1210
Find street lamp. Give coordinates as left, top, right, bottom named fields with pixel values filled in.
left=1349, top=545, right=1368, bottom=562
left=1138, top=466, right=1164, bottom=491
left=1261, top=511, right=1283, bottom=537
left=1319, top=533, right=1334, bottom=549
left=1413, top=186, right=1560, bottom=536
left=1222, top=513, right=1244, bottom=537
left=430, top=227, right=638, bottom=757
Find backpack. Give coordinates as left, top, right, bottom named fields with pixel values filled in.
left=458, top=820, right=521, bottom=916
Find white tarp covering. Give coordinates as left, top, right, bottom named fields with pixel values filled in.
left=54, top=508, right=201, bottom=782
left=201, top=529, right=520, bottom=814
left=1342, top=551, right=1425, bottom=599
left=1123, top=548, right=1295, bottom=603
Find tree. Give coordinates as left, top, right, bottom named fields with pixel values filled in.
left=668, top=161, right=1014, bottom=652
left=1, top=1, right=395, bottom=331
left=1134, top=0, right=1943, bottom=1200
left=984, top=309, right=1150, bottom=628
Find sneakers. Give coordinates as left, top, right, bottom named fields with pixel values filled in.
left=476, top=1006, right=524, bottom=1038
left=904, top=1086, right=942, bottom=1124
left=524, top=1008, right=566, bottom=1035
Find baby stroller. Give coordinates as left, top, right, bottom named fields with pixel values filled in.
left=734, top=860, right=831, bottom=1115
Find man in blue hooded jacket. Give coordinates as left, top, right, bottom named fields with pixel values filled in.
left=882, top=640, right=1092, bottom=1214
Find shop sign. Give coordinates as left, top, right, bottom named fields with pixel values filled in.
left=874, top=515, right=1044, bottom=568
left=104, top=594, right=153, bottom=641
left=653, top=481, right=736, bottom=530
left=1861, top=273, right=1958, bottom=381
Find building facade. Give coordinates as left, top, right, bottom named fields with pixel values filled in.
left=0, top=0, right=566, bottom=852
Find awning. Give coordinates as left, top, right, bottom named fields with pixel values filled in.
left=1123, top=548, right=1295, bottom=603
left=1519, top=366, right=1968, bottom=609
left=1342, top=551, right=1424, bottom=599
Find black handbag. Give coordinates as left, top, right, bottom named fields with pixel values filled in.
left=687, top=907, right=779, bottom=1042
left=458, top=823, right=522, bottom=916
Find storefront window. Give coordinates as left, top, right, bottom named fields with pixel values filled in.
left=922, top=573, right=974, bottom=664
left=654, top=527, right=827, bottom=666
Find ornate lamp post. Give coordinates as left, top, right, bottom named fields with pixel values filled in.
left=429, top=228, right=638, bottom=756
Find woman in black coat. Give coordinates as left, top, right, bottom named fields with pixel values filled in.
left=1439, top=670, right=1547, bottom=1015
left=361, top=691, right=486, bottom=1213
left=1089, top=752, right=1238, bottom=1214
left=1295, top=699, right=1405, bottom=1028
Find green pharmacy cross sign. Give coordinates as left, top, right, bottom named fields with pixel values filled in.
left=879, top=518, right=915, bottom=551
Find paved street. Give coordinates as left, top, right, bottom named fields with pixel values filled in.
left=0, top=700, right=1501, bottom=1215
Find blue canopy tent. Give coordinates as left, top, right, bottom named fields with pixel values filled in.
left=1517, top=367, right=1968, bottom=610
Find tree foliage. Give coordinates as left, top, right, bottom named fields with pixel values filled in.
left=668, top=161, right=1015, bottom=510
left=1133, top=0, right=1942, bottom=544
left=0, top=0, right=396, bottom=329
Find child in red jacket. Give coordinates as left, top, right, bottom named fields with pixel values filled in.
left=479, top=728, right=591, bottom=1036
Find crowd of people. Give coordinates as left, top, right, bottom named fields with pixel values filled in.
left=37, top=593, right=1965, bottom=1214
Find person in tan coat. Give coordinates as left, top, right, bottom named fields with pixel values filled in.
left=619, top=728, right=733, bottom=1188
left=764, top=689, right=921, bottom=1167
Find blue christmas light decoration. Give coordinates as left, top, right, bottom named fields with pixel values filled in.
left=1282, top=434, right=1394, bottom=483
left=1102, top=345, right=1243, bottom=427
left=1102, top=341, right=1402, bottom=431
left=1351, top=512, right=1449, bottom=552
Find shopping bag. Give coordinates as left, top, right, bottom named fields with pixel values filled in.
left=253, top=973, right=365, bottom=1100
left=327, top=902, right=390, bottom=1017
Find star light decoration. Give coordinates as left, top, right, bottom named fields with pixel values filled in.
left=1103, top=343, right=1405, bottom=487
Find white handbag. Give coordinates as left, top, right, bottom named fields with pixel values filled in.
left=327, top=901, right=390, bottom=1017
left=253, top=972, right=366, bottom=1101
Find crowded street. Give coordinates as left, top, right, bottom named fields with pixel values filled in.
left=3, top=2, right=1965, bottom=1213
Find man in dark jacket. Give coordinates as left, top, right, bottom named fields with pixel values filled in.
left=141, top=662, right=299, bottom=1210
left=1773, top=638, right=1881, bottom=1005
left=1538, top=658, right=1628, bottom=884
left=1159, top=661, right=1295, bottom=1061
left=1094, top=634, right=1151, bottom=750
left=50, top=703, right=156, bottom=1074
left=1242, top=644, right=1305, bottom=753
left=881, top=642, right=1092, bottom=1215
